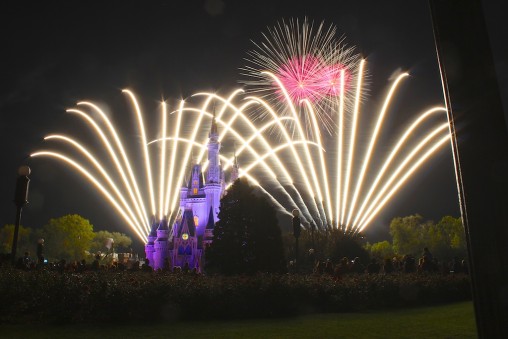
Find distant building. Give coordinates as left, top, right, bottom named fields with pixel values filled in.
left=145, top=114, right=239, bottom=271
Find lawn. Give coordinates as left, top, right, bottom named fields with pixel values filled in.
left=0, top=302, right=476, bottom=338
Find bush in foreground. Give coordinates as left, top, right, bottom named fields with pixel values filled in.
left=0, top=268, right=471, bottom=324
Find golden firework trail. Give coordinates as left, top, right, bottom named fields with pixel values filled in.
left=31, top=63, right=449, bottom=242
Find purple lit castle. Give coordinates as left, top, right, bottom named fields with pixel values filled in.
left=145, top=115, right=239, bottom=271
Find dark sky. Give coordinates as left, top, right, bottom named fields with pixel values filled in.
left=1, top=0, right=506, bottom=249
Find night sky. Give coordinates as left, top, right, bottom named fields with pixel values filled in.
left=1, top=0, right=506, bottom=251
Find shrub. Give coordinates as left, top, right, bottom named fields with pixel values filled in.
left=0, top=267, right=471, bottom=324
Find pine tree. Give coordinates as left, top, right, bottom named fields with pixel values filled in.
left=206, top=178, right=285, bottom=275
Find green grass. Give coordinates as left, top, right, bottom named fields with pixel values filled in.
left=0, top=302, right=476, bottom=339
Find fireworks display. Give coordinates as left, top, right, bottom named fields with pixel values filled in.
left=241, top=18, right=359, bottom=135
left=30, top=19, right=451, bottom=242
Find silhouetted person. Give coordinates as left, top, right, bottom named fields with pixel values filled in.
left=420, top=254, right=433, bottom=272
left=350, top=257, right=365, bottom=274
left=461, top=259, right=469, bottom=275
left=336, top=257, right=350, bottom=276
left=324, top=259, right=334, bottom=275
left=367, top=258, right=380, bottom=274
left=422, top=247, right=433, bottom=262
left=142, top=259, right=153, bottom=272
left=313, top=261, right=324, bottom=275
left=22, top=251, right=32, bottom=270
left=403, top=255, right=416, bottom=273
left=130, top=260, right=140, bottom=272
left=36, top=239, right=45, bottom=264
left=382, top=258, right=395, bottom=274
left=163, top=258, right=171, bottom=271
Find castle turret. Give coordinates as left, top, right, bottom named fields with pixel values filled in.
left=153, top=218, right=170, bottom=270
left=207, top=112, right=221, bottom=184
left=203, top=206, right=215, bottom=248
left=230, top=153, right=239, bottom=183
left=205, top=113, right=222, bottom=225
left=144, top=217, right=159, bottom=267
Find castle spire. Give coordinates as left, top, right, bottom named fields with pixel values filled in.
left=231, top=148, right=239, bottom=183
left=209, top=106, right=218, bottom=138
left=207, top=104, right=221, bottom=184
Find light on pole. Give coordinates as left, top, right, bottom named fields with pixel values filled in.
left=292, top=209, right=301, bottom=264
left=11, top=165, right=31, bottom=264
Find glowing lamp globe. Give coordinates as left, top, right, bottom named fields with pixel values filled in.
left=18, top=165, right=31, bottom=176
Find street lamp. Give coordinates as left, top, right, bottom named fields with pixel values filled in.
left=11, top=165, right=31, bottom=264
left=292, top=209, right=301, bottom=264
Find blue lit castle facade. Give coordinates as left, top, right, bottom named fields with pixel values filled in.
left=145, top=116, right=239, bottom=271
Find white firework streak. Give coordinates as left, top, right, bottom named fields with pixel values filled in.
left=31, top=70, right=450, bottom=241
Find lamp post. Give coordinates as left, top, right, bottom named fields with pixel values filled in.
left=310, top=221, right=316, bottom=249
left=292, top=209, right=301, bottom=265
left=11, top=165, right=31, bottom=264
left=37, top=238, right=45, bottom=264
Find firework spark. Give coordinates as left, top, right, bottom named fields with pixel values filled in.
left=31, top=73, right=449, bottom=241
left=30, top=20, right=451, bottom=242
left=241, top=18, right=360, bottom=135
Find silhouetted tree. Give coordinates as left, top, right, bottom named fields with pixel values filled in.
left=206, top=178, right=286, bottom=275
left=364, top=240, right=395, bottom=260
left=42, top=214, right=95, bottom=261
left=0, top=224, right=33, bottom=255
left=90, top=230, right=133, bottom=254
left=389, top=214, right=466, bottom=262
left=390, top=214, right=428, bottom=256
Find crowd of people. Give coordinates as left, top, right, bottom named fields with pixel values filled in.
left=308, top=247, right=469, bottom=278
left=0, top=251, right=204, bottom=275
left=2, top=246, right=468, bottom=278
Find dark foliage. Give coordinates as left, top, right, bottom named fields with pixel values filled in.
left=205, top=178, right=286, bottom=275
left=0, top=267, right=471, bottom=325
left=285, top=224, right=370, bottom=267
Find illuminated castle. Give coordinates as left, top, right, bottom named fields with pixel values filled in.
left=145, top=115, right=239, bottom=271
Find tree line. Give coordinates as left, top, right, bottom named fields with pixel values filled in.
left=0, top=214, right=132, bottom=262
left=2, top=178, right=466, bottom=275
left=364, top=214, right=466, bottom=262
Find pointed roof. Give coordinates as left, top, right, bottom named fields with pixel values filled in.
left=230, top=149, right=240, bottom=183
left=147, top=217, right=158, bottom=241
left=206, top=206, right=215, bottom=230
left=209, top=107, right=218, bottom=137
left=177, top=209, right=196, bottom=237
left=186, top=164, right=205, bottom=190
left=157, top=218, right=169, bottom=231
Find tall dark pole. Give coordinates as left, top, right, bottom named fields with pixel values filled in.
left=429, top=1, right=508, bottom=337
left=11, top=166, right=31, bottom=264
left=292, top=209, right=301, bottom=264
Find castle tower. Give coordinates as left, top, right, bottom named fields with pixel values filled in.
left=153, top=218, right=170, bottom=270
left=144, top=217, right=159, bottom=267
left=230, top=153, right=239, bottom=183
left=207, top=112, right=220, bottom=184
left=204, top=112, right=222, bottom=227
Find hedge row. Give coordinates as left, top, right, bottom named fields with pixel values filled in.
left=0, top=268, right=471, bottom=324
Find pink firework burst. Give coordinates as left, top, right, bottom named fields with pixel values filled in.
left=276, top=55, right=325, bottom=104
left=316, top=63, right=351, bottom=97
left=241, top=18, right=360, bottom=134
left=276, top=57, right=351, bottom=104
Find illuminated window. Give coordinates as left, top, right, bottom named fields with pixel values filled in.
left=194, top=215, right=199, bottom=226
left=193, top=188, right=198, bottom=195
